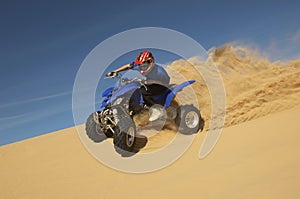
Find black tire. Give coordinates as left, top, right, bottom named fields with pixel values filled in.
left=113, top=117, right=137, bottom=156
left=85, top=113, right=112, bottom=143
left=175, top=105, right=204, bottom=134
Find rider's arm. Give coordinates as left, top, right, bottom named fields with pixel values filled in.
left=112, top=64, right=131, bottom=73
left=113, top=62, right=136, bottom=73
left=106, top=62, right=136, bottom=77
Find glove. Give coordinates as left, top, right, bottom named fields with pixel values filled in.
left=106, top=71, right=118, bottom=78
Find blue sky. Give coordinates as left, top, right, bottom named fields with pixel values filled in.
left=1, top=0, right=300, bottom=145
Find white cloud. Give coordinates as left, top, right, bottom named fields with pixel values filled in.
left=0, top=90, right=74, bottom=131
left=0, top=113, right=30, bottom=121
left=0, top=91, right=72, bottom=109
left=0, top=101, right=70, bottom=131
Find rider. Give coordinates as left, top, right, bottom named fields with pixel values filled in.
left=106, top=50, right=170, bottom=121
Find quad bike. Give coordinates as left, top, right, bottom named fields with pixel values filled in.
left=85, top=72, right=204, bottom=156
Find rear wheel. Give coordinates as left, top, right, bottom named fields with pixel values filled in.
left=175, top=105, right=204, bottom=134
left=113, top=117, right=137, bottom=156
left=85, top=113, right=112, bottom=143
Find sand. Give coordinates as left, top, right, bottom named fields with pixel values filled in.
left=0, top=44, right=300, bottom=198
left=1, top=105, right=300, bottom=199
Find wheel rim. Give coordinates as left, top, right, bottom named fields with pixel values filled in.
left=185, top=111, right=199, bottom=129
left=95, top=124, right=103, bottom=135
left=126, top=127, right=135, bottom=147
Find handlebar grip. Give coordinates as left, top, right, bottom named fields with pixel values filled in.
left=106, top=71, right=118, bottom=78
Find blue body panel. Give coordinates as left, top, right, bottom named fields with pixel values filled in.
left=109, top=82, right=140, bottom=103
left=101, top=98, right=109, bottom=108
left=100, top=82, right=141, bottom=108
left=163, top=80, right=195, bottom=108
left=100, top=79, right=195, bottom=109
left=102, top=87, right=114, bottom=97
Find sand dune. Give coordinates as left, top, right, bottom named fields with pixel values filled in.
left=1, top=105, right=299, bottom=198
left=1, top=44, right=300, bottom=198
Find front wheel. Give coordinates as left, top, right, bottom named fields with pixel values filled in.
left=175, top=105, right=204, bottom=134
left=85, top=113, right=112, bottom=143
left=113, top=117, right=137, bottom=156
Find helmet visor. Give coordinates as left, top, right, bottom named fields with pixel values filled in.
left=138, top=59, right=153, bottom=71
left=139, top=63, right=150, bottom=71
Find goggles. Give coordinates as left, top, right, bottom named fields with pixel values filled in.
left=138, top=58, right=153, bottom=70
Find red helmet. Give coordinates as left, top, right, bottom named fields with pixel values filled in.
left=134, top=50, right=155, bottom=76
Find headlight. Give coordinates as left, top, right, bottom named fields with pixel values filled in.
left=112, top=97, right=123, bottom=106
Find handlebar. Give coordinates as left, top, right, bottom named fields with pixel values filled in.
left=109, top=75, right=148, bottom=91
left=105, top=71, right=121, bottom=79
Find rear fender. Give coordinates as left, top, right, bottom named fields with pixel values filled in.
left=163, top=80, right=195, bottom=108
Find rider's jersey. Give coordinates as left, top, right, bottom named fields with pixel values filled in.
left=130, top=63, right=170, bottom=85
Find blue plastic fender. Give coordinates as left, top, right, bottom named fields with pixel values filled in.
left=109, top=82, right=141, bottom=103
left=100, top=98, right=109, bottom=108
left=163, top=80, right=196, bottom=108
left=100, top=82, right=143, bottom=109
left=102, top=87, right=114, bottom=97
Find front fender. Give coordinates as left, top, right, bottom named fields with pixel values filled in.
left=163, top=80, right=195, bottom=108
left=102, top=87, right=114, bottom=97
left=109, top=82, right=141, bottom=104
